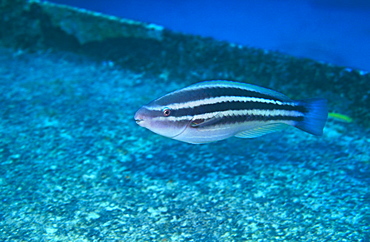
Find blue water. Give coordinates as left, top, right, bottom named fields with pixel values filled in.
left=1, top=1, right=369, bottom=241
left=49, top=0, right=370, bottom=71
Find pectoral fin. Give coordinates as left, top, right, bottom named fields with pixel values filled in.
left=191, top=113, right=222, bottom=128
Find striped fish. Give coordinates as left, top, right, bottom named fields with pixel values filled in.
left=134, top=80, right=327, bottom=144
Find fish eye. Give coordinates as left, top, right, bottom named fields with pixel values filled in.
left=162, top=108, right=171, bottom=117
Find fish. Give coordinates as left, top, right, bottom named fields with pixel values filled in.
left=328, top=112, right=352, bottom=123
left=134, top=80, right=328, bottom=144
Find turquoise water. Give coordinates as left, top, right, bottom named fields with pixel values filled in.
left=0, top=1, right=369, bottom=241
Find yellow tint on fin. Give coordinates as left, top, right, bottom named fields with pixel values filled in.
left=328, top=112, right=352, bottom=123
left=234, top=123, right=288, bottom=138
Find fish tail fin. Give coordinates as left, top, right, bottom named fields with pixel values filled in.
left=295, top=98, right=328, bottom=136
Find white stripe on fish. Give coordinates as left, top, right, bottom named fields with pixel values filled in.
left=151, top=109, right=303, bottom=122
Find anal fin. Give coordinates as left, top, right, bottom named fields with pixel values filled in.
left=235, top=123, right=288, bottom=138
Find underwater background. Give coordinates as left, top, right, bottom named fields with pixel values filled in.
left=49, top=0, right=370, bottom=72
left=0, top=0, right=369, bottom=241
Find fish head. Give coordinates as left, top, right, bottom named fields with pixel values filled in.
left=134, top=96, right=193, bottom=139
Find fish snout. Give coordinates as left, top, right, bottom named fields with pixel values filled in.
left=134, top=106, right=150, bottom=127
left=134, top=112, right=144, bottom=126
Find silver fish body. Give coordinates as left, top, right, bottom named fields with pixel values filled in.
left=134, top=80, right=327, bottom=144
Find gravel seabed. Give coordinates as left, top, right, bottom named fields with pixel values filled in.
left=0, top=47, right=369, bottom=241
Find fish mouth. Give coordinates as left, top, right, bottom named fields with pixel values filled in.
left=135, top=118, right=144, bottom=125
left=135, top=118, right=143, bottom=123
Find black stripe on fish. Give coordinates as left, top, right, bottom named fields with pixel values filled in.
left=170, top=100, right=307, bottom=118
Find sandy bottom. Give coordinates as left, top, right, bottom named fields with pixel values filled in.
left=0, top=47, right=369, bottom=241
